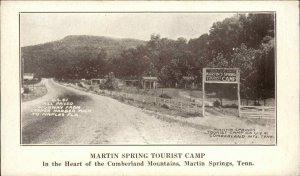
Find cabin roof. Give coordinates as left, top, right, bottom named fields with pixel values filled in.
left=124, top=80, right=139, bottom=82
left=182, top=76, right=195, bottom=80
left=91, top=78, right=105, bottom=80
left=142, top=76, right=158, bottom=81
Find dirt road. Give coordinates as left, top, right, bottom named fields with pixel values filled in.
left=22, top=79, right=275, bottom=145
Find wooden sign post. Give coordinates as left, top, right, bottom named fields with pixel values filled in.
left=202, top=68, right=240, bottom=117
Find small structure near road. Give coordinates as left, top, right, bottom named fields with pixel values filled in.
left=123, top=76, right=140, bottom=87
left=23, top=73, right=34, bottom=81
left=182, top=76, right=195, bottom=89
left=124, top=79, right=139, bottom=87
left=141, top=76, right=158, bottom=89
left=90, top=78, right=106, bottom=85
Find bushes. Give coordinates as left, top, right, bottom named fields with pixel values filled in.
left=223, top=104, right=238, bottom=108
left=213, top=100, right=239, bottom=108
left=100, top=80, right=118, bottom=90
left=159, top=93, right=172, bottom=99
left=78, top=82, right=85, bottom=88
left=213, top=100, right=221, bottom=107
left=23, top=78, right=41, bottom=85
left=161, top=104, right=170, bottom=109
left=253, top=101, right=261, bottom=106
left=119, top=96, right=125, bottom=102
left=23, top=87, right=30, bottom=94
left=88, top=86, right=95, bottom=91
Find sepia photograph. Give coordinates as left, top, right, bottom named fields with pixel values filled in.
left=20, top=12, right=276, bottom=145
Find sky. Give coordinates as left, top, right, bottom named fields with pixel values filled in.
left=20, top=13, right=236, bottom=47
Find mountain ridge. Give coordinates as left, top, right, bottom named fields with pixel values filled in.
left=21, top=35, right=146, bottom=48
left=21, top=35, right=146, bottom=77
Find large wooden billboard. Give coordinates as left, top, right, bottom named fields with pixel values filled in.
left=202, top=68, right=240, bottom=117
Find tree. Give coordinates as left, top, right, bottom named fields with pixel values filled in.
left=186, top=13, right=275, bottom=102
left=242, top=13, right=275, bottom=48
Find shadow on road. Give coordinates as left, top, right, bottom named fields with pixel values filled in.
left=22, top=83, right=92, bottom=144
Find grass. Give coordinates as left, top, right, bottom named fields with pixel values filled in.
left=22, top=84, right=47, bottom=102
left=121, top=97, right=202, bottom=118
left=62, top=81, right=276, bottom=122
left=23, top=79, right=41, bottom=85
left=121, top=87, right=202, bottom=100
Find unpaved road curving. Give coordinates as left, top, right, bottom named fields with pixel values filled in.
left=22, top=79, right=211, bottom=144
left=22, top=79, right=275, bottom=145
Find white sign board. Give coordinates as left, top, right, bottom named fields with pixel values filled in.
left=202, top=68, right=241, bottom=117
left=204, top=68, right=239, bottom=83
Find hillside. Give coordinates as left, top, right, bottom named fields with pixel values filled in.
left=21, top=35, right=146, bottom=77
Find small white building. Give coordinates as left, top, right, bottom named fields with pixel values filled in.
left=23, top=73, right=34, bottom=81
left=182, top=76, right=195, bottom=89
left=90, top=78, right=106, bottom=85
left=141, top=77, right=158, bottom=89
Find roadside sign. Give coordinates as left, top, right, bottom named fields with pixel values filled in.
left=204, top=68, right=239, bottom=83
left=202, top=68, right=241, bottom=117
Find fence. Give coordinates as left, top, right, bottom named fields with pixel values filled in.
left=64, top=82, right=276, bottom=118
left=240, top=106, right=275, bottom=119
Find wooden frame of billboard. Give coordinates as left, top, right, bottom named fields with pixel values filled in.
left=202, top=68, right=241, bottom=117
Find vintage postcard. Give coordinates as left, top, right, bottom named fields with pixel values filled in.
left=20, top=12, right=276, bottom=145
left=1, top=1, right=299, bottom=176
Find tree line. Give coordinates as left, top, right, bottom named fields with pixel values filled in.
left=56, top=13, right=275, bottom=101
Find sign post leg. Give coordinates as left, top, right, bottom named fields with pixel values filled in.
left=202, top=68, right=205, bottom=117
left=237, top=82, right=241, bottom=117
left=202, top=83, right=205, bottom=117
